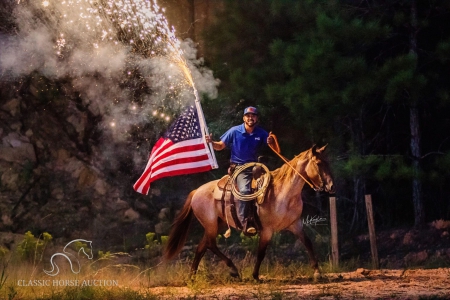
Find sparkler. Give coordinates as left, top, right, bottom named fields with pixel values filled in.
left=31, top=0, right=217, bottom=166
left=51, top=0, right=198, bottom=109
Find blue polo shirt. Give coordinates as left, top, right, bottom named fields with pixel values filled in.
left=220, top=124, right=269, bottom=165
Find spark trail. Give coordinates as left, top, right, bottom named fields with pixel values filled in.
left=3, top=0, right=218, bottom=169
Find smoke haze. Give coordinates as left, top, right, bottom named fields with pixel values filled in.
left=0, top=0, right=219, bottom=168
left=0, top=0, right=219, bottom=135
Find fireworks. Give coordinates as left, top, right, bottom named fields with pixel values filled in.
left=49, top=0, right=191, bottom=78
left=14, top=0, right=213, bottom=142
left=37, top=0, right=199, bottom=111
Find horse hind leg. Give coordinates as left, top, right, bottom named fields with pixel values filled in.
left=191, top=232, right=239, bottom=279
left=191, top=235, right=208, bottom=276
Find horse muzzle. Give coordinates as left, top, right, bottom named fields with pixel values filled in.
left=313, top=186, right=324, bottom=192
left=325, top=183, right=335, bottom=194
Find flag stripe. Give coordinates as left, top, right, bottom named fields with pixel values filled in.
left=149, top=163, right=212, bottom=183
left=134, top=156, right=211, bottom=195
left=135, top=138, right=207, bottom=186
left=151, top=154, right=211, bottom=177
left=133, top=105, right=215, bottom=195
left=152, top=143, right=208, bottom=170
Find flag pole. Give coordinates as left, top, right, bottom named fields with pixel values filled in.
left=194, top=89, right=218, bottom=169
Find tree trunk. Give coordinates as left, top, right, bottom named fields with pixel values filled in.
left=409, top=0, right=425, bottom=227
left=350, top=111, right=367, bottom=232
left=410, top=106, right=424, bottom=226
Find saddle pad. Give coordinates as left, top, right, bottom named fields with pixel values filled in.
left=213, top=175, right=232, bottom=201
left=217, top=175, right=230, bottom=190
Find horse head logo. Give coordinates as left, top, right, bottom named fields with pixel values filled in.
left=43, top=239, right=93, bottom=276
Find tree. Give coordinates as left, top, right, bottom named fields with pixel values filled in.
left=203, top=0, right=450, bottom=229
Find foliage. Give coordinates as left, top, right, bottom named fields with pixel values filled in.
left=160, top=235, right=169, bottom=247
left=204, top=0, right=450, bottom=229
left=240, top=232, right=259, bottom=252
left=97, top=250, right=112, bottom=259
left=73, top=240, right=88, bottom=252
left=16, top=231, right=52, bottom=263
left=0, top=262, right=7, bottom=291
left=145, top=232, right=161, bottom=258
left=0, top=246, right=9, bottom=261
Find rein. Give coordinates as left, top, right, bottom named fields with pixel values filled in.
left=268, top=139, right=319, bottom=191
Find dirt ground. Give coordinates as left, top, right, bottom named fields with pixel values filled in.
left=139, top=224, right=450, bottom=299
left=145, top=268, right=450, bottom=299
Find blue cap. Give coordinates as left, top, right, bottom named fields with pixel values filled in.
left=243, top=106, right=258, bottom=115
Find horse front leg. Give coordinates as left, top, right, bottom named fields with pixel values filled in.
left=252, top=230, right=272, bottom=281
left=288, top=220, right=320, bottom=279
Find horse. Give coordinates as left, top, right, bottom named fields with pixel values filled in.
left=164, top=144, right=335, bottom=280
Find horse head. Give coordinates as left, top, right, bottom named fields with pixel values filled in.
left=79, top=241, right=94, bottom=259
left=305, top=144, right=335, bottom=193
left=68, top=239, right=94, bottom=259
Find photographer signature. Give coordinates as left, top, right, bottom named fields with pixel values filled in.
left=302, top=215, right=327, bottom=226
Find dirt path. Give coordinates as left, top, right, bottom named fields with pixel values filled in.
left=144, top=268, right=450, bottom=299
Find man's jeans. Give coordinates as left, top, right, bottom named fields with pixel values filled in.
left=236, top=168, right=253, bottom=224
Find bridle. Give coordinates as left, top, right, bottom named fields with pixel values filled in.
left=307, top=158, right=324, bottom=192
left=269, top=143, right=325, bottom=192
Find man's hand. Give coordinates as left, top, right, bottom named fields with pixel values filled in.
left=268, top=132, right=280, bottom=153
left=205, top=133, right=226, bottom=151
left=205, top=133, right=213, bottom=144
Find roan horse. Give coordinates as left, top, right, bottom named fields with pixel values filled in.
left=164, top=144, right=335, bottom=280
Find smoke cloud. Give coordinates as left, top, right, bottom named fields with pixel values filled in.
left=0, top=0, right=219, bottom=169
left=0, top=0, right=219, bottom=121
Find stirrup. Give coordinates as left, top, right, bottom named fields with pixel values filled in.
left=246, top=227, right=256, bottom=234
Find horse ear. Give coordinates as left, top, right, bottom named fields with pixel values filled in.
left=311, top=144, right=318, bottom=155
left=316, top=144, right=328, bottom=154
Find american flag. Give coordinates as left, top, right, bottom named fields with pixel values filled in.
left=133, top=105, right=215, bottom=195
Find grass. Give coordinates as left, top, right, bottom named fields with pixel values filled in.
left=2, top=231, right=449, bottom=299
left=0, top=247, right=334, bottom=299
left=1, top=253, right=449, bottom=300
left=1, top=261, right=8, bottom=290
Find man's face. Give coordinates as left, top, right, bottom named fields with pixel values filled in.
left=243, top=113, right=258, bottom=127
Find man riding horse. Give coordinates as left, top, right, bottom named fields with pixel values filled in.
left=206, top=106, right=275, bottom=235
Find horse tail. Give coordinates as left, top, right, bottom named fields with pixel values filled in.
left=164, top=189, right=196, bottom=261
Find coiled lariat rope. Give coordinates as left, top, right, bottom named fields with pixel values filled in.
left=230, top=163, right=271, bottom=202
left=223, top=162, right=271, bottom=238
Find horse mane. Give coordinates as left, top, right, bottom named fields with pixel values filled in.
left=271, top=148, right=311, bottom=186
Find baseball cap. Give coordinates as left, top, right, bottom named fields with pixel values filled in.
left=243, top=106, right=258, bottom=115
